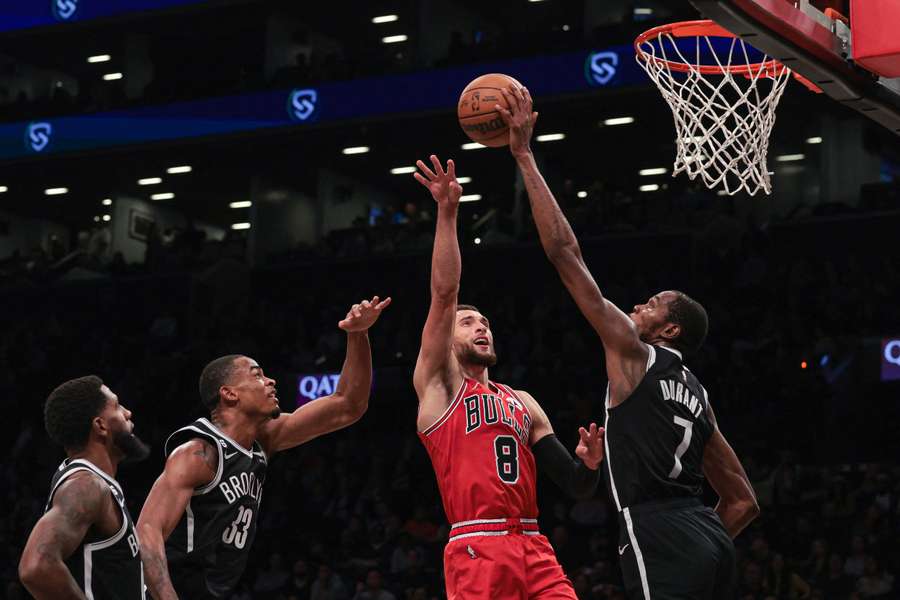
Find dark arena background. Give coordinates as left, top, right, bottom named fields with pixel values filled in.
left=2, top=1, right=900, bottom=599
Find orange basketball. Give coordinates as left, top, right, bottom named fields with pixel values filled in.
left=457, top=73, right=523, bottom=148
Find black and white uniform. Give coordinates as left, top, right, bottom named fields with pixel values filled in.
left=603, top=345, right=735, bottom=600
left=164, top=418, right=267, bottom=599
left=44, top=458, right=145, bottom=600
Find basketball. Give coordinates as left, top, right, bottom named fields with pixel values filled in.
left=457, top=73, right=523, bottom=147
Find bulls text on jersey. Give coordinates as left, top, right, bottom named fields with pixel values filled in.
left=463, top=392, right=532, bottom=445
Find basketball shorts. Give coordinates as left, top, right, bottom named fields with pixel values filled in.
left=616, top=498, right=735, bottom=600
left=444, top=531, right=576, bottom=600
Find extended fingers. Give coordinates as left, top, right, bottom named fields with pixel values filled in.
left=416, top=159, right=436, bottom=180
left=374, top=296, right=392, bottom=310
left=429, top=154, right=446, bottom=177
left=447, top=159, right=456, bottom=180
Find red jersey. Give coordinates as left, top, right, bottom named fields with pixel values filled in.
left=419, top=377, right=538, bottom=524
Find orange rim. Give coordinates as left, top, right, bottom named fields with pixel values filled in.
left=634, top=19, right=787, bottom=77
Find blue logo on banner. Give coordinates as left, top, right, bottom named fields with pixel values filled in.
left=26, top=122, right=53, bottom=152
left=51, top=0, right=79, bottom=21
left=586, top=51, right=619, bottom=86
left=288, top=89, right=318, bottom=121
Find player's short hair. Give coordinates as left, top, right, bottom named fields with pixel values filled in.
left=457, top=304, right=481, bottom=314
left=199, top=355, right=243, bottom=411
left=44, top=375, right=108, bottom=451
left=665, top=292, right=708, bottom=357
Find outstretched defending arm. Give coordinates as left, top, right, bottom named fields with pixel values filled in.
left=137, top=439, right=218, bottom=600
left=19, top=474, right=108, bottom=600
left=412, top=156, right=464, bottom=415
left=702, top=401, right=759, bottom=538
left=497, top=87, right=646, bottom=371
left=259, top=297, right=390, bottom=455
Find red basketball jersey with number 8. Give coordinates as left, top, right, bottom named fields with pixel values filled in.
left=418, top=377, right=538, bottom=523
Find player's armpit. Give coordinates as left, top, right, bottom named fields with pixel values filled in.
left=19, top=473, right=108, bottom=599
left=702, top=425, right=760, bottom=539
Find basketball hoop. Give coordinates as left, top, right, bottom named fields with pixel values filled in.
left=635, top=20, right=816, bottom=196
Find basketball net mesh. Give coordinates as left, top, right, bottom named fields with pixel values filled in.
left=637, top=33, right=792, bottom=196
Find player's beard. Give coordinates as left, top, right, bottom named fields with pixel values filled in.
left=113, top=430, right=151, bottom=464
left=460, top=344, right=497, bottom=367
left=269, top=406, right=282, bottom=419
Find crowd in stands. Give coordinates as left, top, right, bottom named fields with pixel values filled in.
left=0, top=179, right=897, bottom=599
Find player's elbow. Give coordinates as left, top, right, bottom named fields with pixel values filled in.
left=741, top=496, right=761, bottom=521
left=544, top=240, right=582, bottom=266
left=18, top=552, right=48, bottom=589
left=336, top=392, right=369, bottom=427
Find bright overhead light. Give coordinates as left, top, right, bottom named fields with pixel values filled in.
left=87, top=54, right=111, bottom=63
left=805, top=137, right=823, bottom=145
left=45, top=187, right=68, bottom=195
left=372, top=14, right=398, bottom=24
left=634, top=8, right=653, bottom=15
left=528, top=0, right=546, bottom=3
left=167, top=165, right=192, bottom=174
left=231, top=222, right=251, bottom=230
left=138, top=177, right=162, bottom=185
left=382, top=35, right=408, bottom=44
left=102, top=198, right=112, bottom=206
left=460, top=194, right=482, bottom=202
left=342, top=146, right=370, bottom=155
left=456, top=176, right=472, bottom=184
left=462, top=142, right=486, bottom=150
left=229, top=201, right=252, bottom=209
left=716, top=189, right=729, bottom=196
left=93, top=215, right=100, bottom=222
left=390, top=166, right=417, bottom=175
left=0, top=186, right=7, bottom=193
left=474, top=237, right=482, bottom=245
left=151, top=192, right=175, bottom=200
left=536, top=133, right=566, bottom=142
left=776, top=154, right=805, bottom=162
left=639, top=167, right=668, bottom=176
left=577, top=190, right=587, bottom=198
left=604, top=116, right=635, bottom=126
left=102, top=214, right=111, bottom=222
left=639, top=184, right=660, bottom=192
left=103, top=72, right=123, bottom=81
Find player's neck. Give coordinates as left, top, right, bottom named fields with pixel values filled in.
left=68, top=444, right=118, bottom=479
left=209, top=408, right=261, bottom=450
left=459, top=363, right=489, bottom=385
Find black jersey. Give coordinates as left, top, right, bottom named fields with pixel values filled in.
left=45, top=458, right=145, bottom=600
left=164, top=418, right=267, bottom=598
left=603, top=345, right=715, bottom=512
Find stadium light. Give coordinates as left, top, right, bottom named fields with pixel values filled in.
left=0, top=186, right=7, bottom=193
left=603, top=116, right=635, bottom=126
left=231, top=222, right=251, bottom=230
left=102, top=214, right=111, bottom=222
left=805, top=137, right=823, bottom=145
left=474, top=237, right=482, bottom=245
left=138, top=177, right=162, bottom=185
left=102, top=198, right=112, bottom=206
left=776, top=154, right=805, bottom=162
left=372, top=15, right=398, bottom=24
left=639, top=184, right=660, bottom=192
left=229, top=201, right=252, bottom=209
left=45, top=187, right=68, bottom=195
left=87, top=54, right=111, bottom=63
left=634, top=8, right=654, bottom=16
left=103, top=72, right=123, bottom=81
left=151, top=192, right=175, bottom=200
left=577, top=191, right=587, bottom=198
left=536, top=133, right=566, bottom=142
left=457, top=176, right=472, bottom=184
left=167, top=165, right=192, bottom=174
left=462, top=142, right=486, bottom=150
left=382, top=35, right=408, bottom=44
left=639, top=167, right=668, bottom=176
left=460, top=194, right=482, bottom=202
left=342, top=146, right=370, bottom=155
left=390, top=166, right=417, bottom=175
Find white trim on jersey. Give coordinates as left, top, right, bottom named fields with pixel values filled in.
left=198, top=418, right=254, bottom=457
left=603, top=384, right=624, bottom=513
left=448, top=530, right=509, bottom=543
left=167, top=425, right=225, bottom=496
left=185, top=501, right=195, bottom=553
left=623, top=508, right=651, bottom=600
left=646, top=345, right=657, bottom=372
left=450, top=517, right=507, bottom=528
left=420, top=377, right=467, bottom=435
left=82, top=486, right=131, bottom=600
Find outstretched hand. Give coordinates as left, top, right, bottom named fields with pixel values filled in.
left=575, top=423, right=605, bottom=470
left=413, top=154, right=463, bottom=209
left=497, top=84, right=538, bottom=159
left=338, top=296, right=392, bottom=332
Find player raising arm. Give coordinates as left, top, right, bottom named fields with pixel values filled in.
left=498, top=85, right=758, bottom=600
left=138, top=298, right=389, bottom=600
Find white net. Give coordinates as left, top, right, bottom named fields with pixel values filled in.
left=636, top=30, right=792, bottom=196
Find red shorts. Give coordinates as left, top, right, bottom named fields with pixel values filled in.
left=444, top=533, right=577, bottom=600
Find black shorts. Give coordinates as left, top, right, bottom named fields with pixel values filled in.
left=616, top=498, right=735, bottom=600
left=170, top=565, right=224, bottom=600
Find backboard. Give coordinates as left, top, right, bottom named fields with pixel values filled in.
left=689, top=0, right=900, bottom=135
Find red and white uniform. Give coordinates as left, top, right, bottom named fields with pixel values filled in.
left=419, top=377, right=576, bottom=600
